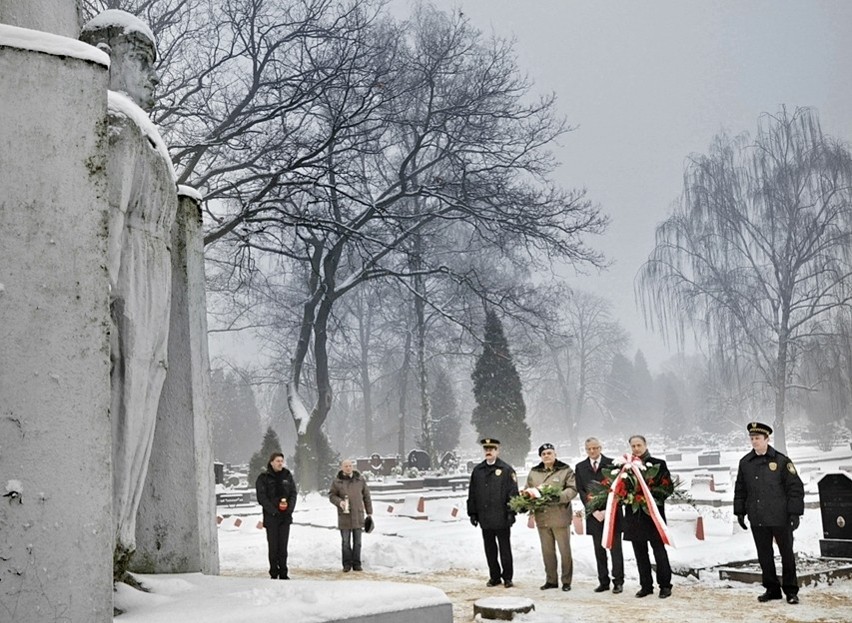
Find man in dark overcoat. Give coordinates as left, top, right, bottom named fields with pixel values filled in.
left=467, top=438, right=519, bottom=587
left=575, top=436, right=624, bottom=593
left=622, top=435, right=673, bottom=599
left=734, top=421, right=805, bottom=605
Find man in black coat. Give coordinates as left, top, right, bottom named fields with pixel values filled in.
left=467, top=438, right=519, bottom=588
left=575, top=437, right=624, bottom=594
left=255, top=452, right=298, bottom=579
left=622, top=435, right=673, bottom=599
left=734, top=422, right=805, bottom=605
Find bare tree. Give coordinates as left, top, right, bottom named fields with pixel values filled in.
left=638, top=107, right=852, bottom=452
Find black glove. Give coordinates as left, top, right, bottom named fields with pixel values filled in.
left=470, top=516, right=478, bottom=527
left=789, top=515, right=800, bottom=531
left=737, top=515, right=748, bottom=531
left=508, top=513, right=516, bottom=527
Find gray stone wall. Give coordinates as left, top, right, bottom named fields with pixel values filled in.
left=0, top=0, right=80, bottom=37
left=0, top=39, right=113, bottom=621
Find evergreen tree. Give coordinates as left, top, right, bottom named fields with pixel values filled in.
left=471, top=310, right=531, bottom=466
left=248, top=427, right=283, bottom=485
left=661, top=375, right=687, bottom=441
left=632, top=350, right=656, bottom=425
left=603, top=353, right=634, bottom=433
left=209, top=369, right=263, bottom=465
left=431, top=367, right=461, bottom=454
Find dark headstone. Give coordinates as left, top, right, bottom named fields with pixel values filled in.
left=666, top=453, right=682, bottom=463
left=213, top=462, right=224, bottom=485
left=698, top=451, right=720, bottom=466
left=466, top=460, right=477, bottom=473
left=407, top=449, right=431, bottom=471
left=818, top=473, right=852, bottom=558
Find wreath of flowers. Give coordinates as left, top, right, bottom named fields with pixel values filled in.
left=508, top=483, right=563, bottom=514
left=584, top=458, right=689, bottom=516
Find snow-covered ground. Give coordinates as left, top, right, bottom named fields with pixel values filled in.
left=117, top=443, right=852, bottom=622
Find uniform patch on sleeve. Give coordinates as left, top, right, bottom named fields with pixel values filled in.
left=787, top=462, right=797, bottom=475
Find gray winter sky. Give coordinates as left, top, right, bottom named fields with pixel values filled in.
left=401, top=0, right=852, bottom=368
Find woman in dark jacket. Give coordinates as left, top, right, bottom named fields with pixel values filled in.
left=255, top=452, right=297, bottom=579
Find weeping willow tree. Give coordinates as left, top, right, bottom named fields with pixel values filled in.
left=637, top=107, right=852, bottom=453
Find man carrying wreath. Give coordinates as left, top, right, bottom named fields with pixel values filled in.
left=522, top=443, right=578, bottom=592
left=622, top=435, right=674, bottom=599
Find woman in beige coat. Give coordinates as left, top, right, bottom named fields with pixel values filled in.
left=523, top=443, right=578, bottom=591
left=329, top=459, right=373, bottom=571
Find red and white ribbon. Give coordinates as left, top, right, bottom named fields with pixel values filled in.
left=601, top=453, right=674, bottom=549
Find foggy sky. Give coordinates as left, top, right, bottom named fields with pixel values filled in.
left=413, top=0, right=852, bottom=368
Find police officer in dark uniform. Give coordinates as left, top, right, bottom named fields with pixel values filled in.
left=467, top=438, right=519, bottom=588
left=734, top=422, right=804, bottom=605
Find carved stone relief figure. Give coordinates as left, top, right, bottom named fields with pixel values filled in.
left=80, top=9, right=177, bottom=578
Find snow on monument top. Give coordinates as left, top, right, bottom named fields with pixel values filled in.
left=0, top=23, right=110, bottom=67
left=81, top=9, right=156, bottom=49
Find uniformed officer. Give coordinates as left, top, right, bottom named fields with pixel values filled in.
left=467, top=438, right=519, bottom=588
left=733, top=422, right=804, bottom=605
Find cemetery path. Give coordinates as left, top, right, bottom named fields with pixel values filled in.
left=248, top=567, right=852, bottom=622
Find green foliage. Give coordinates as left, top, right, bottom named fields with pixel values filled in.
left=248, top=427, right=283, bottom=484
left=209, top=369, right=263, bottom=465
left=471, top=310, right=530, bottom=467
left=508, top=484, right=562, bottom=514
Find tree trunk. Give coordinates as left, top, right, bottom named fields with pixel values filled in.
left=398, top=330, right=412, bottom=459
left=773, top=326, right=789, bottom=455
left=550, top=343, right=575, bottom=451
left=414, top=276, right=434, bottom=461
left=358, top=296, right=374, bottom=451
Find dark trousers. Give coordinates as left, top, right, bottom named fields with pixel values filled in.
left=588, top=517, right=624, bottom=586
left=482, top=528, right=513, bottom=582
left=752, top=525, right=798, bottom=596
left=632, top=530, right=671, bottom=591
left=340, top=528, right=363, bottom=569
left=265, top=520, right=291, bottom=578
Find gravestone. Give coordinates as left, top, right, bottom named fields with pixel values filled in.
left=698, top=451, right=720, bottom=466
left=408, top=449, right=432, bottom=471
left=440, top=451, right=459, bottom=471
left=818, top=473, right=852, bottom=558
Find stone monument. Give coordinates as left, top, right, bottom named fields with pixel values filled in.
left=80, top=10, right=179, bottom=576
left=0, top=4, right=113, bottom=619
left=1, top=5, right=218, bottom=618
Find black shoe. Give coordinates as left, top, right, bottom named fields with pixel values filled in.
left=504, top=580, right=513, bottom=588
left=343, top=566, right=351, bottom=573
left=612, top=584, right=623, bottom=594
left=353, top=566, right=363, bottom=572
left=270, top=575, right=278, bottom=580
left=594, top=584, right=609, bottom=593
left=786, top=595, right=799, bottom=605
left=540, top=582, right=558, bottom=590
left=562, top=585, right=571, bottom=592
left=757, top=590, right=782, bottom=602
left=486, top=579, right=501, bottom=587
left=636, top=588, right=653, bottom=598
left=659, top=587, right=672, bottom=599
